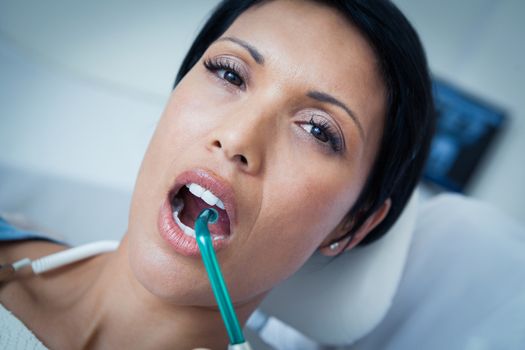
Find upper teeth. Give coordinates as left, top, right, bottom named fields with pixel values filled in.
left=186, top=183, right=225, bottom=210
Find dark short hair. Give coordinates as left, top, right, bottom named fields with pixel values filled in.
left=174, top=0, right=435, bottom=246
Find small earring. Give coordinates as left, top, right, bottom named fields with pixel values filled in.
left=329, top=242, right=340, bottom=251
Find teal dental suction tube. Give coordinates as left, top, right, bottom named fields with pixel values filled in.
left=195, top=208, right=252, bottom=350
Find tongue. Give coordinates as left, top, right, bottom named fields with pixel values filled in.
left=179, top=187, right=231, bottom=237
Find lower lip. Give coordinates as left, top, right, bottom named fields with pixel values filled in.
left=157, top=198, right=229, bottom=257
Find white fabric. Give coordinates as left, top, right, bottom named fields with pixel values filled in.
left=0, top=304, right=48, bottom=350
left=345, top=193, right=525, bottom=350
left=257, top=316, right=319, bottom=350
left=258, top=191, right=418, bottom=345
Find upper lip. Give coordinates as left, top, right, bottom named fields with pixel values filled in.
left=168, top=168, right=237, bottom=227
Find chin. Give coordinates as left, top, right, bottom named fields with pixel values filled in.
left=124, top=228, right=214, bottom=305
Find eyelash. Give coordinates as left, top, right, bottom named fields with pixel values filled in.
left=203, top=57, right=245, bottom=88
left=203, top=57, right=343, bottom=154
left=305, top=116, right=343, bottom=153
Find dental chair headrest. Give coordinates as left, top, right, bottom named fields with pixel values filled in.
left=258, top=190, right=418, bottom=345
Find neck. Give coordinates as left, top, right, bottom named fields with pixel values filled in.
left=52, top=241, right=261, bottom=349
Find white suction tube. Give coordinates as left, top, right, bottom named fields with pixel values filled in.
left=27, top=240, right=119, bottom=274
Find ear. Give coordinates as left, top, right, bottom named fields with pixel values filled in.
left=319, top=198, right=392, bottom=256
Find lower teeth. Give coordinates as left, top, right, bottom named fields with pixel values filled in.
left=172, top=209, right=195, bottom=237
left=172, top=198, right=225, bottom=241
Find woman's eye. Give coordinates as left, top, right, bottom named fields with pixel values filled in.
left=301, top=123, right=330, bottom=143
left=218, top=69, right=243, bottom=86
left=300, top=117, right=344, bottom=153
left=203, top=57, right=245, bottom=88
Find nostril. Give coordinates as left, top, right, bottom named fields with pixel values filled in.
left=238, top=155, right=248, bottom=165
left=212, top=139, right=248, bottom=166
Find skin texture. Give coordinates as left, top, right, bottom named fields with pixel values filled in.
left=0, top=1, right=391, bottom=348
left=128, top=0, right=388, bottom=305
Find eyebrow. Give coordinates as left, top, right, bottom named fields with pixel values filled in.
left=307, top=90, right=365, bottom=141
left=217, top=36, right=265, bottom=65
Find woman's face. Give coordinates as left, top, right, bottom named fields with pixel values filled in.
left=126, top=0, right=386, bottom=306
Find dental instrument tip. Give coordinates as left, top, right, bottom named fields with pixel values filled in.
left=198, top=207, right=219, bottom=224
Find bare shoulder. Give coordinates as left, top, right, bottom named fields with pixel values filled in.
left=0, top=240, right=66, bottom=266
left=0, top=240, right=66, bottom=290
left=1, top=240, right=67, bottom=313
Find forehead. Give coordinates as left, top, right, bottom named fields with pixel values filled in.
left=222, top=0, right=386, bottom=152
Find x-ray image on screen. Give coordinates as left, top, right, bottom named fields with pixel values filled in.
left=423, top=79, right=506, bottom=192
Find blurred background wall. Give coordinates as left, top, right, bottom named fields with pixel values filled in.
left=0, top=0, right=523, bottom=223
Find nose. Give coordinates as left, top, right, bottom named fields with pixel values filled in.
left=207, top=111, right=269, bottom=175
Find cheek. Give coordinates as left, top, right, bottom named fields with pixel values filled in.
left=157, top=91, right=211, bottom=147
left=271, top=173, right=356, bottom=256
left=161, top=68, right=234, bottom=141
left=273, top=146, right=361, bottom=244
left=226, top=161, right=360, bottom=300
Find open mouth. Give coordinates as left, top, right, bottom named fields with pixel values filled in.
left=170, top=183, right=231, bottom=241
